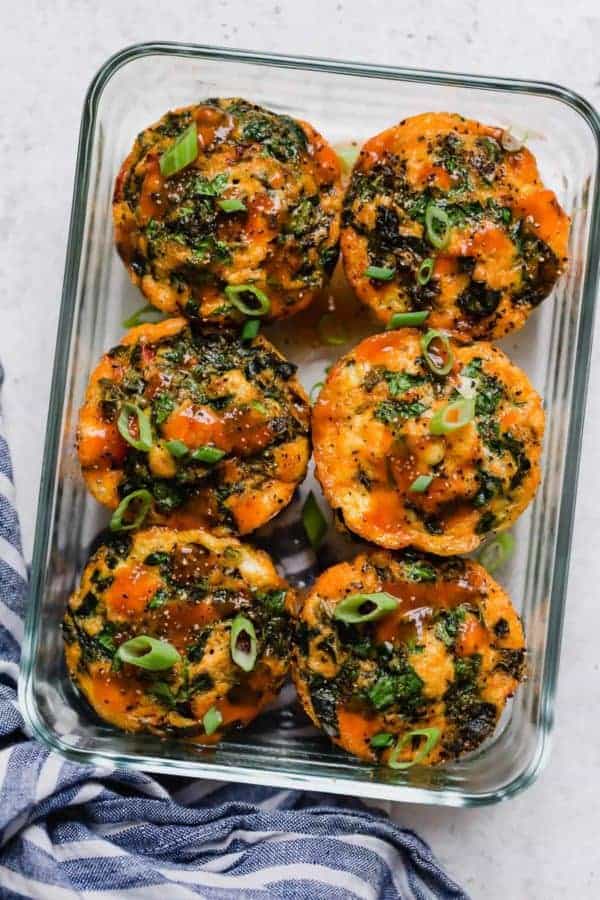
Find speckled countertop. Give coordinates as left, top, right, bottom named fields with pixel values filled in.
left=2, top=2, right=600, bottom=897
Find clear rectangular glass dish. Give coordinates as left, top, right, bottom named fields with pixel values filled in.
left=19, top=42, right=600, bottom=806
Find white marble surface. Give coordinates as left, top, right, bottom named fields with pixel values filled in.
left=2, top=2, right=600, bottom=897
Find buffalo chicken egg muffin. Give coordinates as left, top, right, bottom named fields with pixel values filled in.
left=113, top=98, right=343, bottom=324
left=63, top=527, right=293, bottom=741
left=313, top=330, right=544, bottom=554
left=292, top=550, right=525, bottom=766
left=77, top=318, right=310, bottom=535
left=341, top=112, right=569, bottom=340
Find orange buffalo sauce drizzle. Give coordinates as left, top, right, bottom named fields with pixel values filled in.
left=374, top=574, right=481, bottom=646
left=139, top=155, right=167, bottom=224
left=336, top=708, right=381, bottom=761
left=162, top=403, right=273, bottom=456
left=105, top=566, right=162, bottom=619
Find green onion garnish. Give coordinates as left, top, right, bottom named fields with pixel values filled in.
left=302, top=491, right=328, bottom=549
left=478, top=532, right=515, bottom=573
left=336, top=146, right=360, bottom=171
left=387, top=311, right=430, bottom=330
left=191, top=445, right=226, bottom=464
left=425, top=203, right=450, bottom=249
left=309, top=381, right=324, bottom=404
left=388, top=727, right=441, bottom=769
left=230, top=615, right=258, bottom=672
left=116, top=635, right=180, bottom=671
left=333, top=591, right=398, bottom=624
left=110, top=489, right=153, bottom=532
left=409, top=474, right=433, bottom=493
left=122, top=304, right=166, bottom=329
left=218, top=198, right=247, bottom=213
left=159, top=122, right=198, bottom=178
left=429, top=397, right=475, bottom=435
left=225, top=284, right=271, bottom=317
left=241, top=319, right=260, bottom=342
left=421, top=329, right=454, bottom=377
left=203, top=706, right=223, bottom=736
left=317, top=313, right=348, bottom=346
left=417, top=258, right=434, bottom=286
left=165, top=439, right=188, bottom=459
left=117, top=403, right=153, bottom=452
left=370, top=732, right=395, bottom=749
left=364, top=265, right=396, bottom=281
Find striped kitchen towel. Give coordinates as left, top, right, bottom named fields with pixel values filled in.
left=0, top=363, right=468, bottom=900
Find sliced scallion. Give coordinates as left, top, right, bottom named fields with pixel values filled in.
left=302, top=491, right=327, bottom=549
left=191, top=445, right=226, bottom=464
left=417, top=258, right=434, bottom=286
left=241, top=319, right=260, bottom=342
left=364, top=265, right=396, bottom=281
left=409, top=474, right=433, bottom=493
left=117, top=403, right=153, bottom=452
left=425, top=203, right=450, bottom=249
left=110, top=489, right=153, bottom=532
left=225, top=284, right=271, bottom=316
left=333, top=591, right=398, bottom=624
left=159, top=122, right=198, bottom=178
left=478, top=532, right=515, bottom=573
left=203, top=706, right=223, bottom=736
left=116, top=635, right=180, bottom=671
left=165, top=439, right=188, bottom=459
left=429, top=397, right=475, bottom=435
left=336, top=145, right=360, bottom=171
left=317, top=313, right=348, bottom=346
left=421, top=329, right=454, bottom=377
left=387, top=311, right=430, bottom=330
left=310, top=381, right=324, bottom=404
left=230, top=615, right=257, bottom=672
left=388, top=727, right=441, bottom=770
left=123, top=304, right=166, bottom=328
left=218, top=198, right=247, bottom=213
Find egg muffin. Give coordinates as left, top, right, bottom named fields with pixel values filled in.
left=77, top=318, right=310, bottom=535
left=312, top=330, right=544, bottom=554
left=292, top=549, right=525, bottom=766
left=113, top=98, right=343, bottom=324
left=341, top=112, right=569, bottom=340
left=63, top=527, right=293, bottom=742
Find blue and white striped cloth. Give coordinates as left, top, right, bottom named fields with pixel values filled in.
left=0, top=363, right=469, bottom=899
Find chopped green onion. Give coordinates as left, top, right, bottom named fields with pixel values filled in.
left=122, top=304, right=165, bottom=328
left=387, top=311, right=430, bottom=330
left=159, top=122, right=198, bottom=178
left=241, top=319, right=260, bottom=342
left=225, top=284, right=271, bottom=316
left=218, top=198, right=247, bottom=213
left=333, top=591, right=398, bottom=624
left=203, top=706, right=223, bottom=736
left=417, top=258, right=434, bottom=286
left=425, top=203, right=450, bottom=249
left=429, top=397, right=475, bottom=435
left=317, top=313, right=348, bottom=346
left=388, top=727, right=441, bottom=769
left=336, top=145, right=360, bottom=171
left=302, top=491, right=327, bottom=549
left=117, top=403, right=153, bottom=452
left=191, top=445, right=226, bottom=464
left=364, top=265, right=396, bottom=281
left=409, top=474, right=433, bottom=493
left=478, top=532, right=515, bottom=573
left=421, top=329, right=454, bottom=377
left=165, top=439, right=188, bottom=458
left=230, top=615, right=257, bottom=672
left=370, top=732, right=395, bottom=749
left=310, top=381, right=324, bottom=404
left=110, top=489, right=153, bottom=532
left=116, top=635, right=180, bottom=670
